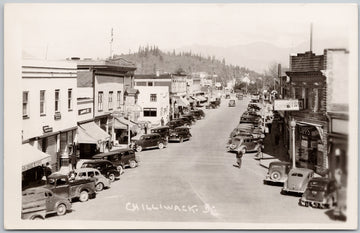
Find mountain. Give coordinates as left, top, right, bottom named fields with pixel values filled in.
left=172, top=39, right=348, bottom=73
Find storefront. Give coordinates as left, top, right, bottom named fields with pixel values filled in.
left=114, top=117, right=139, bottom=145
left=77, top=121, right=111, bottom=159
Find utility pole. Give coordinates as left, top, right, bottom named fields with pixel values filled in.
left=310, top=23, right=313, bottom=52
left=110, top=28, right=114, bottom=59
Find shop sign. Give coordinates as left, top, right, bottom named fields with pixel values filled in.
left=299, top=126, right=312, bottom=136
left=54, top=112, right=62, bottom=120
left=78, top=108, right=92, bottom=115
left=273, top=99, right=299, bottom=111
left=42, top=125, right=53, bottom=133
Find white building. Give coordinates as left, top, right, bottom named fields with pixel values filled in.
left=22, top=60, right=78, bottom=173
left=136, top=86, right=170, bottom=127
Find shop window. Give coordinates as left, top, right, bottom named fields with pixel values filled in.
left=98, top=91, right=103, bottom=111
left=40, top=90, right=46, bottom=116
left=150, top=94, right=157, bottom=102
left=108, top=91, right=113, bottom=110
left=68, top=89, right=73, bottom=111
left=148, top=82, right=153, bottom=86
left=55, top=89, right=60, bottom=112
left=143, top=108, right=157, bottom=117
left=23, top=91, right=29, bottom=118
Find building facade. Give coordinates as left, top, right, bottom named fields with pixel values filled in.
left=22, top=60, right=78, bottom=173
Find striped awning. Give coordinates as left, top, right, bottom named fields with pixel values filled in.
left=22, top=144, right=51, bottom=172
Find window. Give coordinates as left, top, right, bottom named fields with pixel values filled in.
left=40, top=90, right=46, bottom=116
left=143, top=108, right=157, bottom=117
left=98, top=92, right=103, bottom=111
left=117, top=91, right=121, bottom=108
left=68, top=89, right=73, bottom=111
left=55, top=89, right=60, bottom=112
left=150, top=94, right=157, bottom=102
left=108, top=91, right=113, bottom=110
left=148, top=82, right=153, bottom=86
left=23, top=91, right=29, bottom=118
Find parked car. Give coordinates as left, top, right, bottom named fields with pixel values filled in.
left=226, top=134, right=262, bottom=154
left=73, top=168, right=111, bottom=192
left=22, top=187, right=72, bottom=219
left=240, top=115, right=262, bottom=126
left=228, top=99, right=236, bottom=107
left=80, top=160, right=120, bottom=182
left=247, top=103, right=262, bottom=112
left=206, top=101, right=217, bottom=109
left=182, top=114, right=196, bottom=123
left=225, top=94, right=231, bottom=99
left=189, top=109, right=205, bottom=120
left=169, top=126, right=192, bottom=143
left=299, top=177, right=338, bottom=208
left=264, top=161, right=291, bottom=184
left=251, top=93, right=260, bottom=102
left=167, top=119, right=186, bottom=129
left=151, top=126, right=170, bottom=141
left=92, top=148, right=139, bottom=174
left=282, top=168, right=314, bottom=194
left=130, top=133, right=167, bottom=152
left=179, top=117, right=192, bottom=127
left=236, top=93, right=243, bottom=100
left=45, top=172, right=96, bottom=202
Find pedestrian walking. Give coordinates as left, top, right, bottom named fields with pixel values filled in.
left=234, top=151, right=243, bottom=169
left=160, top=117, right=164, bottom=126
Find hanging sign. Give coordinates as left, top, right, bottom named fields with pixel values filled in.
left=274, top=99, right=299, bottom=111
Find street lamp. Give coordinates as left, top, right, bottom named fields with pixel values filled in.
left=290, top=118, right=296, bottom=168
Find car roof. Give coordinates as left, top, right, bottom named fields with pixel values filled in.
left=47, top=172, right=68, bottom=179
left=289, top=168, right=313, bottom=174
left=23, top=187, right=52, bottom=194
left=309, top=177, right=332, bottom=182
left=151, top=126, right=170, bottom=130
left=93, top=148, right=134, bottom=158
left=175, top=126, right=189, bottom=130
left=82, top=159, right=111, bottom=164
left=74, top=168, right=101, bottom=173
left=270, top=161, right=291, bottom=166
left=142, top=133, right=161, bottom=137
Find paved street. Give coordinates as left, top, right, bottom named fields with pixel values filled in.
left=54, top=96, right=337, bottom=224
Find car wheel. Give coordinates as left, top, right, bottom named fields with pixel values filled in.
left=186, top=124, right=190, bottom=127
left=158, top=142, right=164, bottom=149
left=270, top=171, right=281, bottom=181
left=179, top=137, right=184, bottom=143
left=136, top=146, right=142, bottom=152
left=32, top=216, right=44, bottom=220
left=129, top=160, right=137, bottom=168
left=79, top=190, right=89, bottom=202
left=117, top=165, right=124, bottom=175
left=96, top=182, right=104, bottom=192
left=56, top=203, right=67, bottom=216
left=108, top=173, right=115, bottom=182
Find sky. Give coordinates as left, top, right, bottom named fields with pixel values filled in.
left=16, top=3, right=356, bottom=62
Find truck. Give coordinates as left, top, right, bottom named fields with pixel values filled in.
left=44, top=172, right=96, bottom=203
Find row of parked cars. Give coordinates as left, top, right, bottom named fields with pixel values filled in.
left=21, top=109, right=207, bottom=220
left=226, top=101, right=264, bottom=156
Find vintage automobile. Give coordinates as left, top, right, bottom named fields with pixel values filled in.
left=189, top=109, right=205, bottom=120
left=251, top=93, right=260, bottom=102
left=169, top=126, right=192, bottom=143
left=247, top=103, right=262, bottom=112
left=167, top=119, right=186, bottom=129
left=236, top=93, right=243, bottom=100
left=282, top=168, right=315, bottom=195
left=22, top=187, right=72, bottom=219
left=225, top=94, right=231, bottom=99
left=182, top=114, right=196, bottom=123
left=151, top=126, right=170, bottom=141
left=179, top=117, right=193, bottom=127
left=130, top=133, right=167, bottom=152
left=298, top=177, right=338, bottom=209
left=80, top=160, right=120, bottom=182
left=229, top=123, right=264, bottom=139
left=92, top=148, right=139, bottom=174
left=240, top=115, right=262, bottom=127
left=228, top=99, right=236, bottom=107
left=264, top=161, right=291, bottom=184
left=206, top=101, right=218, bottom=109
left=45, top=173, right=96, bottom=202
left=226, top=134, right=262, bottom=154
left=73, top=168, right=111, bottom=192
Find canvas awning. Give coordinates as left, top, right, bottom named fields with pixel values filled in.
left=114, top=117, right=138, bottom=132
left=22, top=144, right=51, bottom=172
left=77, top=121, right=110, bottom=144
left=174, top=96, right=190, bottom=107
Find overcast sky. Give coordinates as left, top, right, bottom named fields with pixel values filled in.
left=17, top=3, right=356, bottom=61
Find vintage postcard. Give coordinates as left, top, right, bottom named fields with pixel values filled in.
left=3, top=3, right=358, bottom=229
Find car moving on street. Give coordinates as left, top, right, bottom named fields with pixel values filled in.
left=130, top=133, right=167, bottom=152
left=168, top=126, right=192, bottom=143
left=227, top=134, right=262, bottom=155
left=228, top=99, right=236, bottom=107
left=22, top=187, right=72, bottom=220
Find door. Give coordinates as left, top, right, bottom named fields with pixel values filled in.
left=54, top=177, right=69, bottom=199
left=45, top=191, right=56, bottom=212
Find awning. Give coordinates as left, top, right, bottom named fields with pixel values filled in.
left=78, top=122, right=110, bottom=144
left=174, top=96, right=190, bottom=107
left=22, top=144, right=51, bottom=172
left=114, top=117, right=138, bottom=132
left=297, top=121, right=325, bottom=142
left=197, top=95, right=207, bottom=102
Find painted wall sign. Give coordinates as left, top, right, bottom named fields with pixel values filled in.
left=42, top=125, right=53, bottom=133
left=54, top=112, right=62, bottom=120
left=273, top=99, right=299, bottom=111
left=78, top=108, right=92, bottom=115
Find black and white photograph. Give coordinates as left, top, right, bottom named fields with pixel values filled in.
left=3, top=3, right=358, bottom=229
